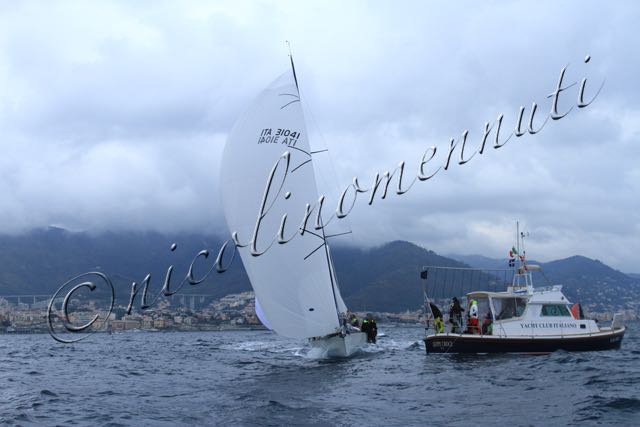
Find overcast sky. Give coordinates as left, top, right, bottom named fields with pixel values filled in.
left=0, top=1, right=638, bottom=271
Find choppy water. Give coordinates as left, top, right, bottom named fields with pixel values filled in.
left=1, top=323, right=639, bottom=426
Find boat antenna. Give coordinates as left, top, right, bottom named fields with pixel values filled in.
left=286, top=40, right=299, bottom=92
left=520, top=230, right=528, bottom=263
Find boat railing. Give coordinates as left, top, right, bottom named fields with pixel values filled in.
left=420, top=266, right=516, bottom=300
left=611, top=313, right=624, bottom=330
left=532, top=285, right=563, bottom=293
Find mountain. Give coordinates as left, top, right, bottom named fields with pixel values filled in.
left=445, top=254, right=506, bottom=271
left=332, top=240, right=469, bottom=312
left=0, top=228, right=251, bottom=305
left=0, top=228, right=638, bottom=313
left=0, top=231, right=463, bottom=312
left=541, top=256, right=639, bottom=311
left=447, top=254, right=543, bottom=270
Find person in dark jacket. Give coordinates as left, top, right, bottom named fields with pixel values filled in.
left=448, top=297, right=464, bottom=333
left=482, top=311, right=493, bottom=335
left=429, top=302, right=444, bottom=333
left=360, top=313, right=378, bottom=343
left=349, top=313, right=360, bottom=329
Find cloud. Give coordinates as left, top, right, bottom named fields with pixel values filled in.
left=0, top=1, right=638, bottom=271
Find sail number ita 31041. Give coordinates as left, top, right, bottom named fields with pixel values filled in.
left=257, top=128, right=301, bottom=146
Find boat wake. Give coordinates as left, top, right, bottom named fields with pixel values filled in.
left=362, top=339, right=422, bottom=352
left=221, top=340, right=303, bottom=355
left=296, top=338, right=421, bottom=359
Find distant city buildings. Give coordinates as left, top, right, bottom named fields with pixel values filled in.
left=0, top=291, right=263, bottom=334
left=0, top=291, right=637, bottom=335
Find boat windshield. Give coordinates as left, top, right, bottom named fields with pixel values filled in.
left=474, top=297, right=492, bottom=320
left=492, top=297, right=527, bottom=320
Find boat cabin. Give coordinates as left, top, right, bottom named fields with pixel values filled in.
left=465, top=267, right=600, bottom=337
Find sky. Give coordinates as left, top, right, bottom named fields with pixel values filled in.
left=0, top=1, right=638, bottom=271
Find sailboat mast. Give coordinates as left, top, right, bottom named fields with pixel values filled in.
left=287, top=41, right=299, bottom=92
left=321, top=221, right=344, bottom=324
left=285, top=43, right=342, bottom=324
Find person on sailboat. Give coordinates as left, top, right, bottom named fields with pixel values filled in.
left=349, top=312, right=360, bottom=329
left=429, top=302, right=444, bottom=333
left=361, top=314, right=377, bottom=343
left=448, top=297, right=464, bottom=333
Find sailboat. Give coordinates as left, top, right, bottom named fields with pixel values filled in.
left=220, top=55, right=367, bottom=358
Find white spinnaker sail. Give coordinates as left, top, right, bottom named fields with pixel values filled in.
left=221, top=70, right=345, bottom=339
left=254, top=297, right=272, bottom=330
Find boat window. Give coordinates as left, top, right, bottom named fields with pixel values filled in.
left=541, top=304, right=572, bottom=317
left=493, top=297, right=528, bottom=320
left=475, top=297, right=491, bottom=319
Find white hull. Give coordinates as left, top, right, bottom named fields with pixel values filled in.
left=309, top=332, right=367, bottom=358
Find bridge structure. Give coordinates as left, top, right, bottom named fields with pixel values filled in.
left=168, top=294, right=216, bottom=310
left=0, top=293, right=221, bottom=310
left=0, top=295, right=53, bottom=306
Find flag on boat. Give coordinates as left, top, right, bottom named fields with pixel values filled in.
left=508, top=258, right=516, bottom=267
left=509, top=246, right=518, bottom=257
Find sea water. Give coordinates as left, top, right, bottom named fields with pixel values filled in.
left=1, top=323, right=639, bottom=426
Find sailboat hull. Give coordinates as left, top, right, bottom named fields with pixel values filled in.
left=309, top=332, right=367, bottom=358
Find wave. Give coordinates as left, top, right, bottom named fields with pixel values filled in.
left=593, top=396, right=640, bottom=412
left=220, top=340, right=302, bottom=355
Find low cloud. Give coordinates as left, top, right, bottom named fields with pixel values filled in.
left=0, top=1, right=638, bottom=271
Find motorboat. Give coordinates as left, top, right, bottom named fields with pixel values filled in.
left=423, top=230, right=625, bottom=354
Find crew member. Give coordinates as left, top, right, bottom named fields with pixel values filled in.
left=467, top=299, right=479, bottom=334
left=361, top=313, right=378, bottom=343
left=349, top=313, right=360, bottom=329
left=429, top=302, right=444, bottom=333
left=482, top=311, right=493, bottom=335
left=448, top=297, right=464, bottom=333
